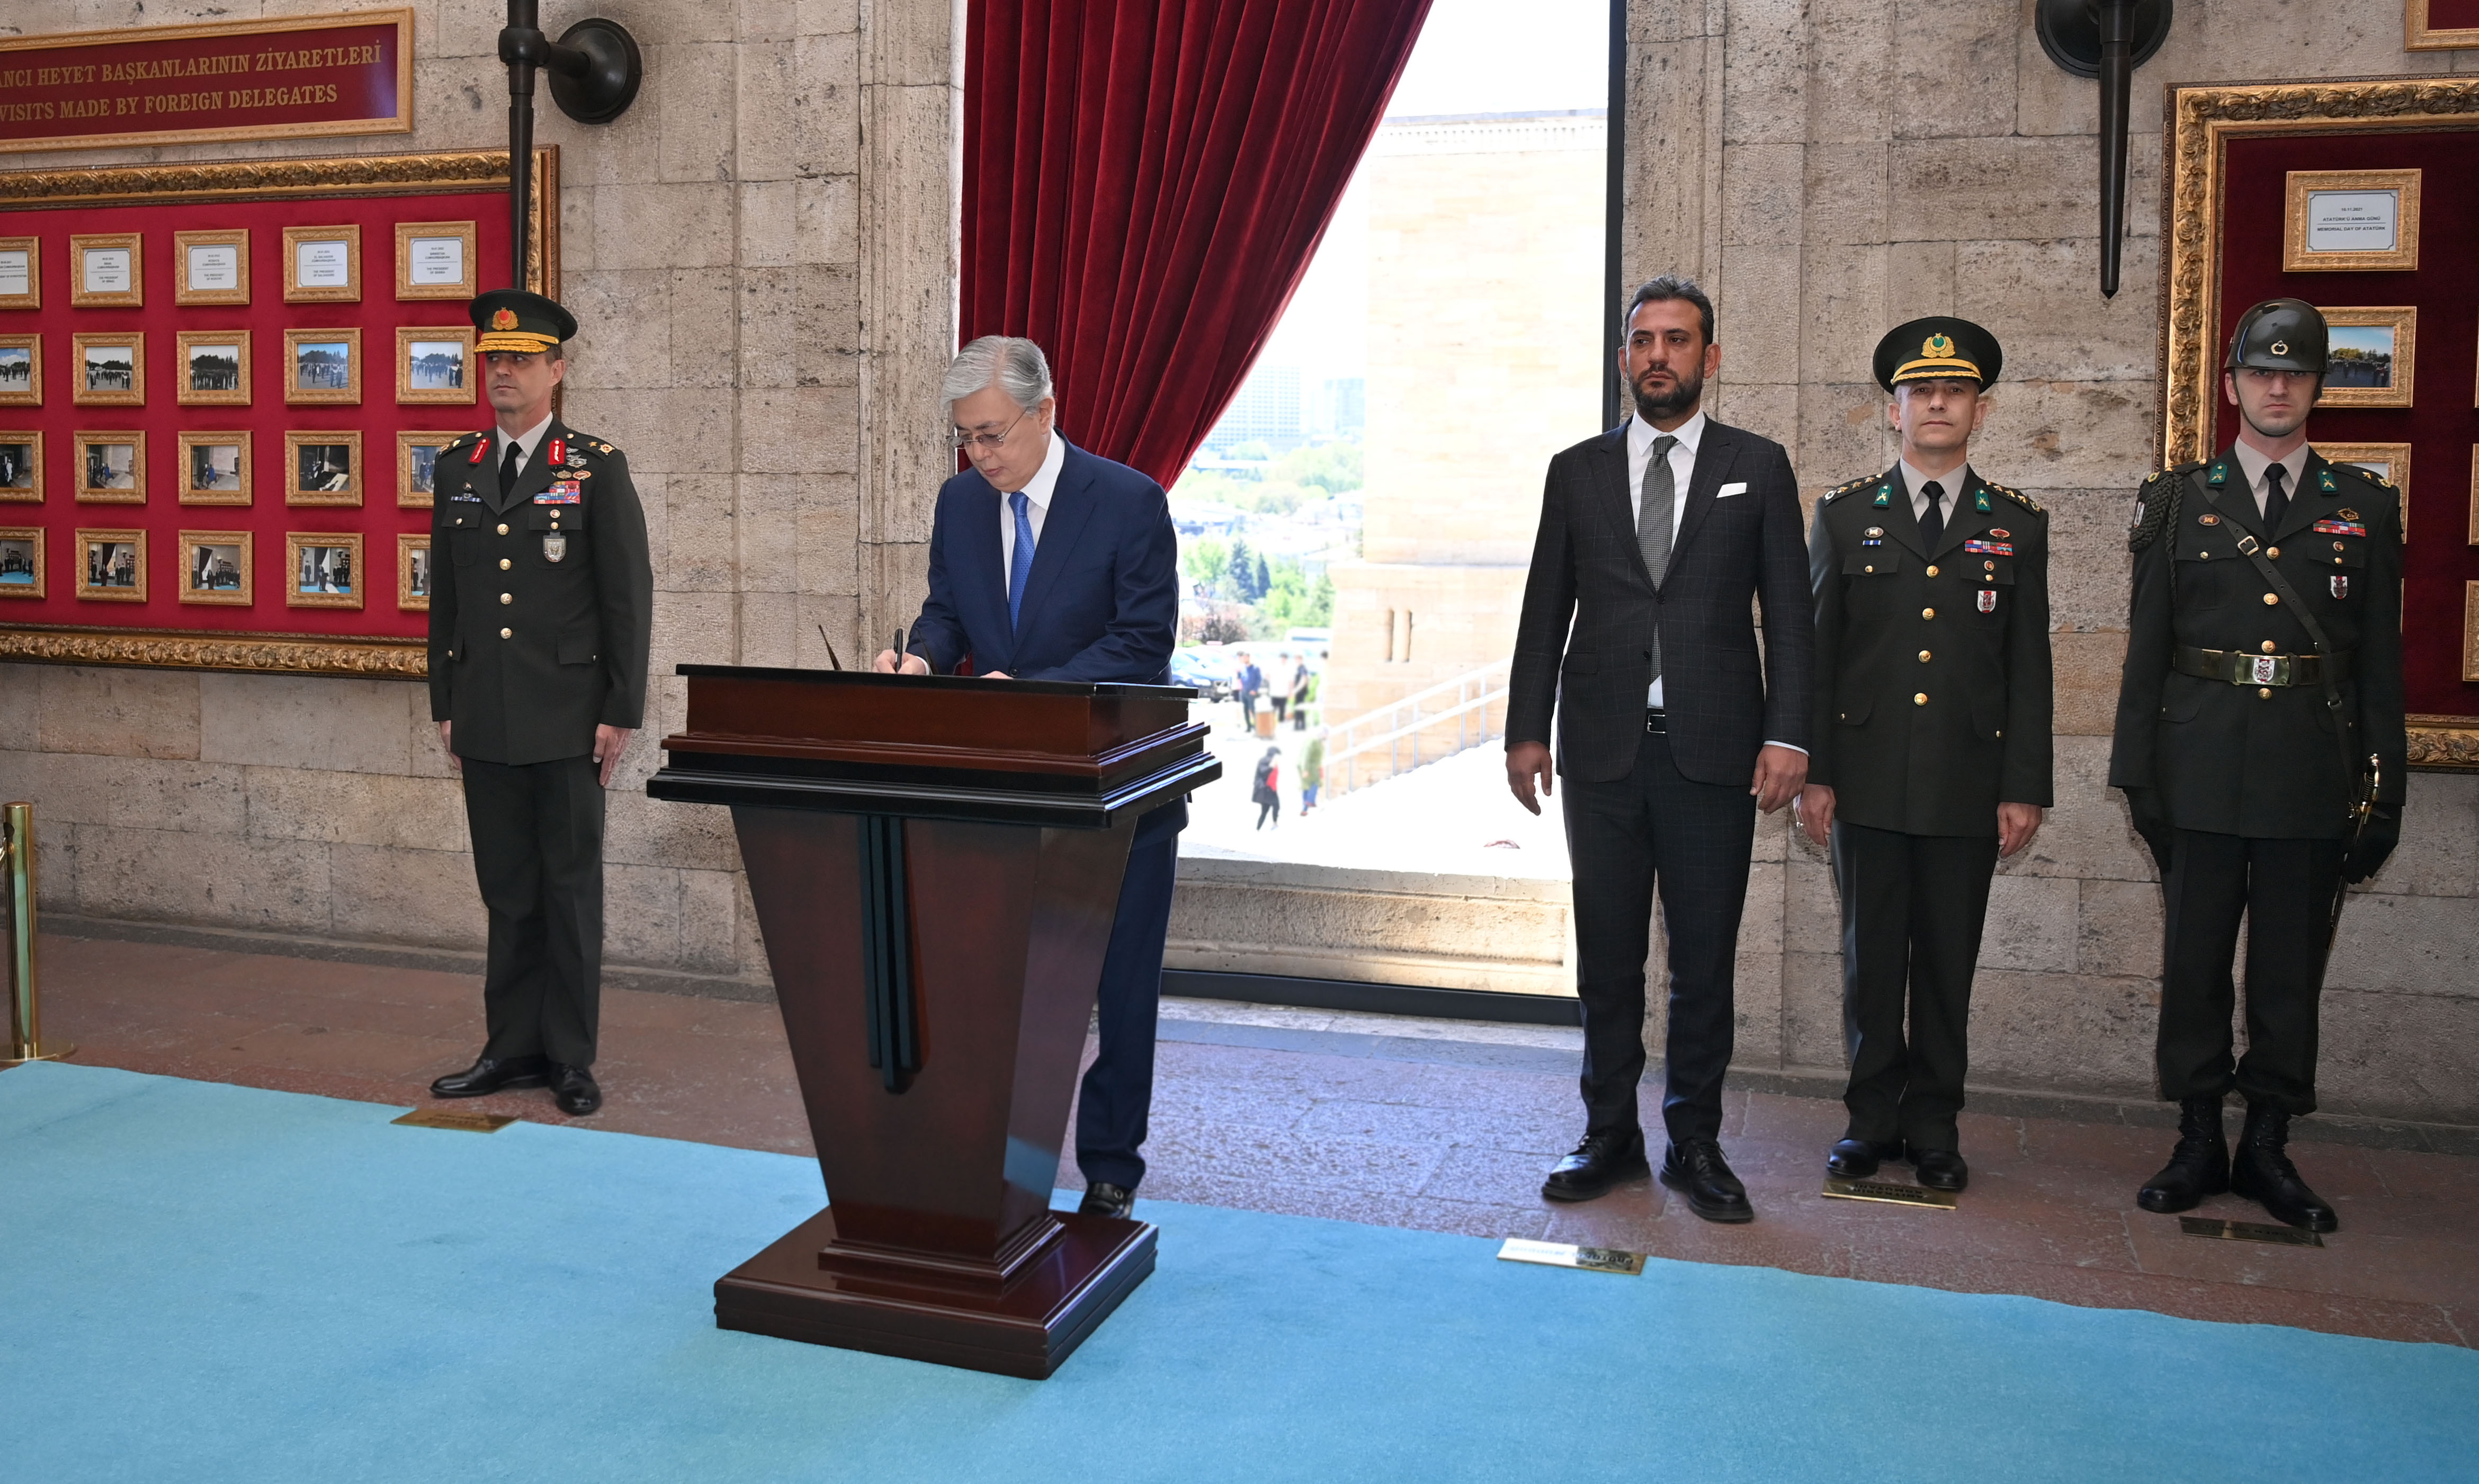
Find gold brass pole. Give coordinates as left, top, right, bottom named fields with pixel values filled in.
left=2, top=801, right=73, bottom=1067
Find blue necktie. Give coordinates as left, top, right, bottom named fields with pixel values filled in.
left=1007, top=490, right=1036, bottom=630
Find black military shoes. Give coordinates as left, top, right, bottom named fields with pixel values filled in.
left=1909, top=1148, right=1968, bottom=1192
left=549, top=1063, right=603, bottom=1117
left=1827, top=1138, right=1903, bottom=1179
left=2229, top=1103, right=2338, bottom=1232
left=1659, top=1139, right=1753, bottom=1223
left=1079, top=1182, right=1135, bottom=1220
left=1541, top=1129, right=1650, bottom=1202
left=429, top=1053, right=550, bottom=1098
left=2137, top=1094, right=2232, bottom=1214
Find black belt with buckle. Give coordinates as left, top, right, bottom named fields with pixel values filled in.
left=2171, top=645, right=2353, bottom=688
left=1644, top=708, right=1667, bottom=734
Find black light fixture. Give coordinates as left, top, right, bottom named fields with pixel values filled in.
left=498, top=3, right=644, bottom=289
left=2035, top=0, right=2174, bottom=297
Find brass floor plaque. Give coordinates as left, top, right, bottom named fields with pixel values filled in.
left=2178, top=1216, right=2324, bottom=1247
left=1822, top=1177, right=1958, bottom=1210
left=1497, top=1238, right=1645, bottom=1275
left=393, top=1107, right=519, bottom=1133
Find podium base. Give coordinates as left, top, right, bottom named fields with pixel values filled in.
left=715, top=1206, right=1157, bottom=1379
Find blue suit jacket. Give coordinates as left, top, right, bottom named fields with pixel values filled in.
left=908, top=437, right=1186, bottom=837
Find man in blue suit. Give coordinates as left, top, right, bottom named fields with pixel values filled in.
left=874, top=335, right=1184, bottom=1221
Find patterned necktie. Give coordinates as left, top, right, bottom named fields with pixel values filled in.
left=500, top=438, right=523, bottom=502
left=1007, top=490, right=1036, bottom=630
left=1637, top=433, right=1678, bottom=682
left=2262, top=463, right=2289, bottom=529
left=1919, top=480, right=1947, bottom=550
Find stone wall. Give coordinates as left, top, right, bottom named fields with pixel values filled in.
left=0, top=0, right=964, bottom=990
left=1623, top=0, right=2479, bottom=1123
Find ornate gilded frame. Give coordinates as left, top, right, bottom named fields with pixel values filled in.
left=0, top=147, right=553, bottom=678
left=2160, top=76, right=2479, bottom=770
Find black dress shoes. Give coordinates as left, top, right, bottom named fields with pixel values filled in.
left=549, top=1063, right=603, bottom=1117
left=1079, top=1182, right=1134, bottom=1219
left=2137, top=1093, right=2231, bottom=1214
left=1909, top=1148, right=1968, bottom=1192
left=1541, top=1129, right=1649, bottom=1202
left=1659, top=1139, right=1753, bottom=1223
left=1826, top=1138, right=1902, bottom=1180
left=2228, top=1102, right=2337, bottom=1232
left=429, top=1053, right=549, bottom=1098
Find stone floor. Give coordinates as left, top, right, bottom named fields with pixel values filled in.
left=20, top=932, right=2476, bottom=1349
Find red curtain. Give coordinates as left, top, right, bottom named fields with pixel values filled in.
left=963, top=0, right=1434, bottom=489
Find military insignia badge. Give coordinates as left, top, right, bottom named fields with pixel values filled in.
left=2330, top=575, right=2348, bottom=598
left=543, top=532, right=567, bottom=564
left=1989, top=529, right=2009, bottom=539
left=2337, top=507, right=2359, bottom=521
left=491, top=307, right=520, bottom=331
left=548, top=437, right=566, bottom=465
left=2318, top=469, right=2338, bottom=492
left=468, top=436, right=490, bottom=464
left=2312, top=518, right=2367, bottom=537
left=535, top=487, right=581, bottom=504
left=1977, top=590, right=1997, bottom=613
left=1923, top=332, right=1955, bottom=359
left=1874, top=485, right=1891, bottom=507
left=2206, top=461, right=2229, bottom=486
left=1962, top=539, right=2014, bottom=556
left=2198, top=513, right=2220, bottom=525
left=1974, top=489, right=1990, bottom=513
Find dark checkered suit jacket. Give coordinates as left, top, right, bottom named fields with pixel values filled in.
left=1507, top=418, right=1815, bottom=785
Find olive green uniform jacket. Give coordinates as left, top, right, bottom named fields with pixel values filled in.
left=1806, top=465, right=2054, bottom=836
left=426, top=418, right=653, bottom=765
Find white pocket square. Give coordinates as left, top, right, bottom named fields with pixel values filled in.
left=1716, top=481, right=1748, bottom=498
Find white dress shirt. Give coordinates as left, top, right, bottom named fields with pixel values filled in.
left=999, top=427, right=1067, bottom=575
left=493, top=413, right=556, bottom=477
left=1899, top=459, right=1972, bottom=524
left=1627, top=411, right=1703, bottom=710
left=2227, top=439, right=2311, bottom=521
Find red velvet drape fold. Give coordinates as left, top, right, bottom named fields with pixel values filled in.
left=964, top=0, right=1434, bottom=489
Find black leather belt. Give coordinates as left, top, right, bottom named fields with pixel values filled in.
left=2172, top=646, right=2353, bottom=687
left=1644, top=709, right=1667, bottom=734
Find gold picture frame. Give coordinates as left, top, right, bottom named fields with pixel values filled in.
left=176, top=431, right=251, bottom=507
left=2316, top=306, right=2417, bottom=409
left=2283, top=169, right=2421, bottom=272
left=284, top=430, right=362, bottom=508
left=397, top=430, right=466, bottom=509
left=2408, top=0, right=2479, bottom=50
left=2314, top=443, right=2413, bottom=539
left=0, top=430, right=39, bottom=503
left=2467, top=445, right=2479, bottom=546
left=2467, top=583, right=2479, bottom=682
left=396, top=326, right=475, bottom=406
left=68, top=233, right=141, bottom=308
left=396, top=220, right=477, bottom=300
left=178, top=530, right=253, bottom=607
left=282, top=225, right=362, bottom=303
left=173, top=229, right=250, bottom=306
left=0, top=334, right=37, bottom=407
left=0, top=526, right=42, bottom=598
left=285, top=531, right=364, bottom=610
left=175, top=330, right=250, bottom=407
left=0, top=236, right=35, bottom=311
left=399, top=533, right=432, bottom=611
left=75, top=528, right=146, bottom=602
left=71, top=332, right=145, bottom=407
left=71, top=431, right=144, bottom=504
left=283, top=328, right=361, bottom=406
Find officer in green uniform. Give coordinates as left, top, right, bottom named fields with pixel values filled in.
left=425, top=288, right=654, bottom=1118
left=1797, top=317, right=2053, bottom=1194
left=2110, top=299, right=2404, bottom=1232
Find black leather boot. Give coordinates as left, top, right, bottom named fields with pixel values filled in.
left=2135, top=1094, right=2230, bottom=1214
left=2229, top=1102, right=2339, bottom=1232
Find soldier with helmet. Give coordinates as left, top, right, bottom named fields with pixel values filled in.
left=2109, top=298, right=2405, bottom=1232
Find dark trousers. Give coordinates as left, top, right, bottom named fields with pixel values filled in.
left=460, top=755, right=606, bottom=1068
left=1830, top=821, right=1999, bottom=1152
left=2159, top=828, right=2343, bottom=1115
left=1075, top=813, right=1182, bottom=1190
left=1560, top=729, right=1757, bottom=1144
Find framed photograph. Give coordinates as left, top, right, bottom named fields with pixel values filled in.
left=71, top=332, right=145, bottom=407
left=285, top=430, right=362, bottom=507
left=0, top=528, right=41, bottom=598
left=2283, top=170, right=2421, bottom=272
left=282, top=225, right=361, bottom=303
left=396, top=327, right=474, bottom=406
left=397, top=430, right=463, bottom=508
left=2316, top=307, right=2416, bottom=408
left=178, top=530, right=253, bottom=606
left=0, top=237, right=35, bottom=311
left=69, top=233, right=141, bottom=308
left=396, top=220, right=477, bottom=300
left=175, top=330, right=250, bottom=407
left=76, top=528, right=146, bottom=602
left=177, top=431, right=250, bottom=507
left=2408, top=0, right=2479, bottom=50
left=283, top=328, right=361, bottom=406
left=0, top=432, right=37, bottom=503
left=285, top=531, right=363, bottom=610
left=399, top=533, right=432, bottom=610
left=0, top=335, right=37, bottom=407
left=173, top=229, right=250, bottom=306
left=73, top=432, right=144, bottom=504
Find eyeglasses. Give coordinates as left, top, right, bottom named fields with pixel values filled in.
left=951, top=407, right=1032, bottom=452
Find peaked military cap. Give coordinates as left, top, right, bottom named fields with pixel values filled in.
left=470, top=288, right=578, bottom=354
left=2223, top=298, right=2326, bottom=374
left=1873, top=316, right=2002, bottom=392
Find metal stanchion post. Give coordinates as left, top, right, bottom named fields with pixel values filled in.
left=2, top=801, right=73, bottom=1067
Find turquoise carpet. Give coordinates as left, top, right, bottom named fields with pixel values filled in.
left=3, top=1062, right=2472, bottom=1483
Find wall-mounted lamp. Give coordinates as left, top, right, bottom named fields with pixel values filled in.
left=2035, top=0, right=2174, bottom=297
left=499, top=3, right=644, bottom=290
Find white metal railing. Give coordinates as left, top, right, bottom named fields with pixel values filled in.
left=1323, top=658, right=1513, bottom=793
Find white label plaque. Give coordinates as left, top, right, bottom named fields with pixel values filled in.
left=295, top=239, right=352, bottom=288
left=186, top=244, right=240, bottom=292
left=406, top=236, right=466, bottom=287
left=0, top=251, right=27, bottom=297
left=82, top=248, right=132, bottom=294
left=2305, top=190, right=2399, bottom=253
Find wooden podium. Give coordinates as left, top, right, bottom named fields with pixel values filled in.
left=645, top=666, right=1218, bottom=1378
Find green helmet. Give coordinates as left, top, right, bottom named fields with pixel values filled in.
left=2223, top=298, right=2326, bottom=374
